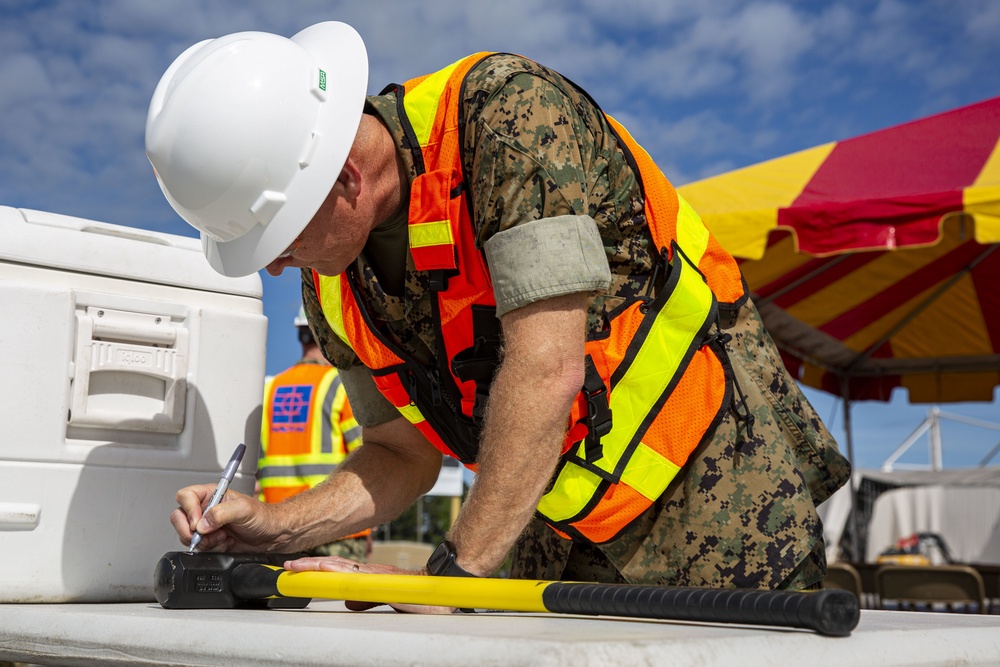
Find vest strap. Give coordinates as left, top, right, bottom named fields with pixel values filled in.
left=450, top=305, right=502, bottom=424
left=582, top=355, right=612, bottom=463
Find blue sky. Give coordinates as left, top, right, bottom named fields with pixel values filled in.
left=2, top=0, right=999, bottom=469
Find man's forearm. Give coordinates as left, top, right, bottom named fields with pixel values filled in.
left=271, top=418, right=443, bottom=553
left=447, top=294, right=587, bottom=576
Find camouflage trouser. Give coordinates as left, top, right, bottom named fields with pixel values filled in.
left=510, top=299, right=851, bottom=590
left=309, top=535, right=371, bottom=562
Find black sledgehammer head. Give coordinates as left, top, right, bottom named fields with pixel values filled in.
left=154, top=551, right=311, bottom=609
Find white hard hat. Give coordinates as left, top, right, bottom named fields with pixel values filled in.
left=145, top=22, right=368, bottom=277
left=294, top=305, right=308, bottom=328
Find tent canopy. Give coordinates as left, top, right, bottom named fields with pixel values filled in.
left=679, top=96, right=1000, bottom=402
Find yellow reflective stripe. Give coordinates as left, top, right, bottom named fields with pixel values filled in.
left=537, top=257, right=712, bottom=523
left=590, top=258, right=713, bottom=477
left=408, top=220, right=454, bottom=249
left=397, top=402, right=425, bottom=425
left=537, top=461, right=603, bottom=522
left=403, top=58, right=465, bottom=147
left=257, top=453, right=344, bottom=466
left=259, top=475, right=332, bottom=489
left=619, top=442, right=681, bottom=501
left=341, top=408, right=363, bottom=455
left=260, top=376, right=274, bottom=451
left=317, top=274, right=350, bottom=347
left=537, top=444, right=682, bottom=522
left=675, top=193, right=710, bottom=265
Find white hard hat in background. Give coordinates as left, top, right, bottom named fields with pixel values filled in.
left=294, top=305, right=308, bottom=328
left=145, top=22, right=368, bottom=277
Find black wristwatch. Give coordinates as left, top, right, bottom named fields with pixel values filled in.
left=426, top=540, right=477, bottom=577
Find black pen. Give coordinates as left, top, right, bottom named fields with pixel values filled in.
left=188, top=443, right=246, bottom=553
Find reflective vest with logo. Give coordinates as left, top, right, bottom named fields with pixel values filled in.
left=260, top=361, right=369, bottom=538
left=314, top=53, right=747, bottom=544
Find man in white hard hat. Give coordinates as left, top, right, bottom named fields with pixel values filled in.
left=154, top=22, right=849, bottom=609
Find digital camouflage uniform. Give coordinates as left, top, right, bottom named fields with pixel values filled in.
left=302, top=54, right=850, bottom=590
left=309, top=536, right=369, bottom=562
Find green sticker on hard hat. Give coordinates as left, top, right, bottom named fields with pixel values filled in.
left=319, top=69, right=327, bottom=92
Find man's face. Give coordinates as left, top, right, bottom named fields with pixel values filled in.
left=264, top=185, right=369, bottom=277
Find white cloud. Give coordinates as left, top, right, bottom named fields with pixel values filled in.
left=1, top=0, right=998, bottom=231
left=0, top=53, right=53, bottom=112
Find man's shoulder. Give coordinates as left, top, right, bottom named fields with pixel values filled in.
left=463, top=52, right=572, bottom=96
left=271, top=360, right=339, bottom=385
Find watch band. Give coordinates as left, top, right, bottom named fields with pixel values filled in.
left=426, top=540, right=477, bottom=577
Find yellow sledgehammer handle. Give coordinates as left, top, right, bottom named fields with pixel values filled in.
left=275, top=569, right=549, bottom=612
left=152, top=552, right=857, bottom=637
left=226, top=562, right=858, bottom=637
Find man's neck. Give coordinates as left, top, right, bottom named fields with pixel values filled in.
left=360, top=112, right=410, bottom=296
left=300, top=344, right=329, bottom=365
left=360, top=113, right=407, bottom=227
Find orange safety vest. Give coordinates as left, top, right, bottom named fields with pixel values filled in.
left=260, top=361, right=369, bottom=538
left=314, top=53, right=747, bottom=544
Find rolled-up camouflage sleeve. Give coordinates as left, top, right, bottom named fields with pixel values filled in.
left=485, top=214, right=610, bottom=318
left=464, top=63, right=613, bottom=316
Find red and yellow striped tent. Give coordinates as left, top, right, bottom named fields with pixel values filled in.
left=678, top=96, right=1000, bottom=403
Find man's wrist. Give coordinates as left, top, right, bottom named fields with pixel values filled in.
left=426, top=540, right=478, bottom=577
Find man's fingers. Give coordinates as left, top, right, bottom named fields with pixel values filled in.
left=169, top=509, right=193, bottom=543
left=343, top=599, right=454, bottom=614
left=282, top=557, right=456, bottom=614
left=284, top=556, right=360, bottom=572
left=174, top=484, right=215, bottom=529
left=172, top=484, right=250, bottom=549
left=345, top=600, right=385, bottom=612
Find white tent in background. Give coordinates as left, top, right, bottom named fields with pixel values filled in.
left=820, top=466, right=1000, bottom=565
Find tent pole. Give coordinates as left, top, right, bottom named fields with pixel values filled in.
left=929, top=406, right=943, bottom=471
left=840, top=376, right=862, bottom=562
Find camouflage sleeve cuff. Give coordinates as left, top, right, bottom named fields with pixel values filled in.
left=484, top=214, right=611, bottom=318
left=339, top=365, right=401, bottom=428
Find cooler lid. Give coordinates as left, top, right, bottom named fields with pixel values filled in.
left=0, top=207, right=262, bottom=298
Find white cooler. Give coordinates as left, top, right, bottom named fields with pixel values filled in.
left=0, top=207, right=267, bottom=602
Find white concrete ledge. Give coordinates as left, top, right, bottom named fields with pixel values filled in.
left=0, top=602, right=999, bottom=666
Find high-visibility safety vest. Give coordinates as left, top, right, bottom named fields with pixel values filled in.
left=259, top=361, right=369, bottom=538
left=314, top=53, right=747, bottom=544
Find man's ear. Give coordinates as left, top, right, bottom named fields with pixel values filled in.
left=336, top=157, right=362, bottom=200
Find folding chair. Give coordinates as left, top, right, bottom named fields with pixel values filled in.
left=876, top=565, right=987, bottom=613
left=823, top=562, right=863, bottom=598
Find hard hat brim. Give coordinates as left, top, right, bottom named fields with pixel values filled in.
left=203, top=22, right=369, bottom=277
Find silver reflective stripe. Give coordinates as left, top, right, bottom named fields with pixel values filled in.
left=342, top=424, right=362, bottom=446
left=321, top=373, right=342, bottom=455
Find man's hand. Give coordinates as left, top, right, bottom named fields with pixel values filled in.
left=284, top=556, right=456, bottom=614
left=169, top=416, right=444, bottom=554
left=170, top=484, right=281, bottom=552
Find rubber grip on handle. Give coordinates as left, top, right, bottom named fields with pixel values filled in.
left=542, top=584, right=859, bottom=637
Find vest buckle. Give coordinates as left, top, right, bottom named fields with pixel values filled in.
left=429, top=270, right=449, bottom=292
left=583, top=356, right=612, bottom=463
